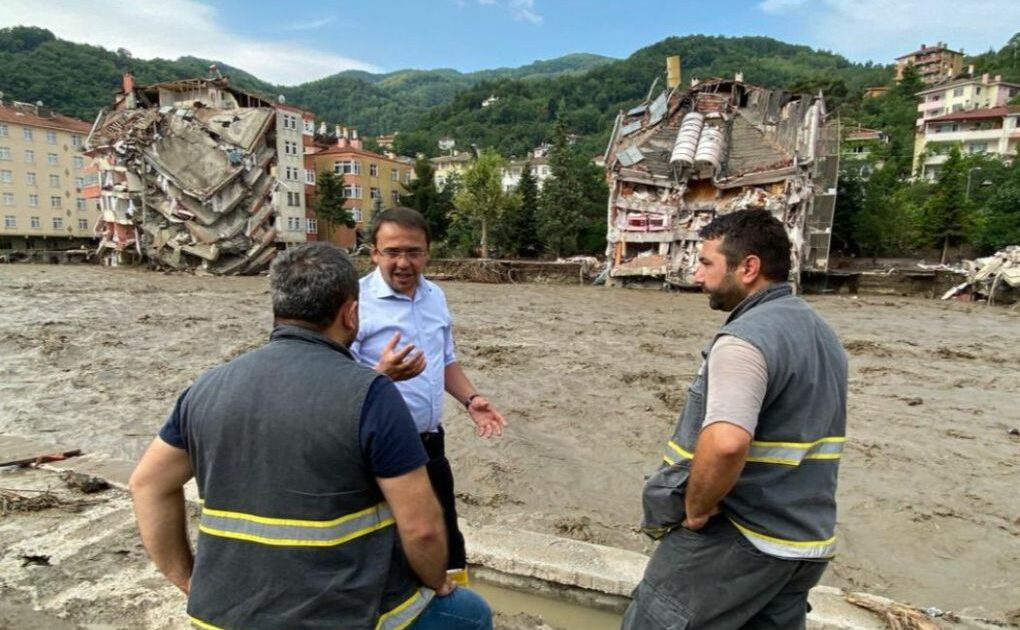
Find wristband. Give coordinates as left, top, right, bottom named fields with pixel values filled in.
left=464, top=394, right=480, bottom=408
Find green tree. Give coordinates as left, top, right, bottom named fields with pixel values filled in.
left=538, top=119, right=587, bottom=256
left=454, top=150, right=509, bottom=258
left=496, top=161, right=542, bottom=257
left=399, top=157, right=452, bottom=242
left=920, top=146, right=971, bottom=263
left=313, top=170, right=353, bottom=243
left=972, top=160, right=1020, bottom=252
left=832, top=167, right=864, bottom=255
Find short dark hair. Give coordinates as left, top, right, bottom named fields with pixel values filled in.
left=270, top=243, right=359, bottom=329
left=369, top=207, right=431, bottom=245
left=698, top=210, right=792, bottom=281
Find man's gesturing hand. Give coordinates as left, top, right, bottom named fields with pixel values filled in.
left=467, top=396, right=507, bottom=438
left=375, top=332, right=426, bottom=381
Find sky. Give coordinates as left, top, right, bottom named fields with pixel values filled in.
left=2, top=0, right=1019, bottom=86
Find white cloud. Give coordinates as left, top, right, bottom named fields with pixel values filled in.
left=757, top=0, right=809, bottom=13
left=284, top=16, right=335, bottom=31
left=758, top=0, right=1020, bottom=62
left=0, top=0, right=378, bottom=85
left=509, top=0, right=543, bottom=24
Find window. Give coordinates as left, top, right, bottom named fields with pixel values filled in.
left=3, top=215, right=14, bottom=228
left=24, top=149, right=35, bottom=163
left=30, top=216, right=40, bottom=228
left=333, top=160, right=360, bottom=175
left=50, top=195, right=61, bottom=208
left=967, top=143, right=987, bottom=154
left=76, top=198, right=86, bottom=211
left=71, top=134, right=83, bottom=148
left=284, top=140, right=299, bottom=156
left=391, top=190, right=399, bottom=203
left=73, top=156, right=84, bottom=169
left=343, top=184, right=362, bottom=199
left=52, top=217, right=63, bottom=229
left=953, top=87, right=964, bottom=97
left=287, top=216, right=302, bottom=231
left=351, top=208, right=363, bottom=222
left=46, top=131, right=57, bottom=145
left=976, top=87, right=982, bottom=95
left=26, top=172, right=36, bottom=186
left=284, top=166, right=300, bottom=181
left=303, top=120, right=315, bottom=134
left=23, top=127, right=33, bottom=141
left=78, top=218, right=89, bottom=230
left=404, top=171, right=411, bottom=184
left=49, top=174, right=60, bottom=187
left=369, top=163, right=378, bottom=177
left=306, top=218, right=317, bottom=234
left=305, top=169, right=316, bottom=185
left=0, top=147, right=9, bottom=160
left=0, top=170, right=11, bottom=183
left=28, top=194, right=38, bottom=207
left=390, top=168, right=398, bottom=181
left=75, top=176, right=84, bottom=189
left=286, top=191, right=300, bottom=207
left=370, top=187, right=381, bottom=200
left=2, top=193, right=13, bottom=206
left=0, top=124, right=7, bottom=137
left=47, top=153, right=58, bottom=165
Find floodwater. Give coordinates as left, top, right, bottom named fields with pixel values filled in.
left=2, top=264, right=1018, bottom=619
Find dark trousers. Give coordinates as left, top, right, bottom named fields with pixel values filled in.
left=621, top=516, right=828, bottom=630
left=420, top=427, right=467, bottom=570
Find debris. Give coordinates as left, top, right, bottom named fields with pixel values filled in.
left=904, top=397, right=924, bottom=407
left=19, top=554, right=51, bottom=568
left=1008, top=428, right=1019, bottom=437
left=59, top=471, right=111, bottom=494
left=940, top=246, right=1020, bottom=305
left=844, top=592, right=942, bottom=630
left=1, top=489, right=63, bottom=515
left=84, top=77, right=283, bottom=275
left=604, top=67, right=838, bottom=286
left=0, top=449, right=82, bottom=468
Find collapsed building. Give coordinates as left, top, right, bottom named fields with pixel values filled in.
left=942, top=246, right=1020, bottom=305
left=603, top=58, right=839, bottom=286
left=83, top=74, right=310, bottom=274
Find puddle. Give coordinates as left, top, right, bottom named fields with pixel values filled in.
left=473, top=581, right=623, bottom=630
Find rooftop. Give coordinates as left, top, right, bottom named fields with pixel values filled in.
left=0, top=101, right=92, bottom=134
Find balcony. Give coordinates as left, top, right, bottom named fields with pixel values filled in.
left=923, top=129, right=1003, bottom=143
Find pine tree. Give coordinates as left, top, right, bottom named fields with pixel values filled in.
left=500, top=161, right=542, bottom=257
left=399, top=157, right=451, bottom=242
left=538, top=119, right=585, bottom=257
left=921, top=146, right=971, bottom=263
left=313, top=170, right=353, bottom=243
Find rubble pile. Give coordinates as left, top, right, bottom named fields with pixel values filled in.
left=86, top=97, right=279, bottom=275
left=603, top=63, right=839, bottom=286
left=942, top=246, right=1020, bottom=304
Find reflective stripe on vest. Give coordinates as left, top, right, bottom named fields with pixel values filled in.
left=729, top=518, right=838, bottom=559
left=662, top=437, right=843, bottom=466
left=198, top=502, right=395, bottom=547
left=376, top=587, right=435, bottom=630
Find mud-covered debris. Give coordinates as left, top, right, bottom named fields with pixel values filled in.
left=19, top=554, right=51, bottom=568
left=60, top=471, right=111, bottom=494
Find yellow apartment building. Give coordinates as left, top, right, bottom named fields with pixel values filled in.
left=0, top=100, right=96, bottom=250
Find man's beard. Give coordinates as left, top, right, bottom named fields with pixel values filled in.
left=706, top=273, right=747, bottom=312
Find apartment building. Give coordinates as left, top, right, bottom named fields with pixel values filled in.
left=274, top=102, right=317, bottom=245
left=895, top=42, right=964, bottom=86
left=915, top=106, right=1020, bottom=180
left=306, top=127, right=415, bottom=248
left=431, top=151, right=475, bottom=189
left=0, top=99, right=96, bottom=250
left=842, top=126, right=889, bottom=177
left=501, top=155, right=551, bottom=192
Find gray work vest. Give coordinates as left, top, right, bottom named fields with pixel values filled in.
left=641, top=284, right=848, bottom=560
left=179, top=325, right=432, bottom=630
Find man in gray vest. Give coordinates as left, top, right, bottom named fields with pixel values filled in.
left=129, top=243, right=492, bottom=630
left=623, top=210, right=848, bottom=630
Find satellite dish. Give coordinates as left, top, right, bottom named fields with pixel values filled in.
left=277, top=94, right=286, bottom=104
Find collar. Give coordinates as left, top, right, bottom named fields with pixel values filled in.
left=725, top=282, right=793, bottom=324
left=367, top=266, right=431, bottom=302
left=270, top=324, right=354, bottom=360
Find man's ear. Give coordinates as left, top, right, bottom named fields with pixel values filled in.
left=740, top=255, right=763, bottom=285
left=341, top=299, right=359, bottom=332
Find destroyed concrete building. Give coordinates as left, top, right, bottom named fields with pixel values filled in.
left=83, top=74, right=313, bottom=274
left=603, top=59, right=839, bottom=286
left=942, top=246, right=1020, bottom=305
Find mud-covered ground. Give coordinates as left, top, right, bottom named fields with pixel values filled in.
left=1, top=265, right=1018, bottom=620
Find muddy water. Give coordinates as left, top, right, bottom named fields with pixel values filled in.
left=2, top=265, right=1019, bottom=618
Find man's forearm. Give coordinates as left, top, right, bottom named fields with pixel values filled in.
left=397, top=521, right=449, bottom=590
left=443, top=362, right=476, bottom=406
left=685, top=425, right=750, bottom=520
left=132, top=487, right=193, bottom=593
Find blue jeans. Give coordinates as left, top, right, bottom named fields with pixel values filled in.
left=411, top=587, right=493, bottom=630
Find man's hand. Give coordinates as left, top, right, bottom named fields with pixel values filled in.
left=435, top=579, right=458, bottom=597
left=467, top=396, right=506, bottom=439
left=681, top=505, right=721, bottom=531
left=375, top=332, right=426, bottom=381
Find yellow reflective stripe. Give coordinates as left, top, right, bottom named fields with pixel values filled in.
left=662, top=455, right=676, bottom=465
left=746, top=436, right=844, bottom=466
left=667, top=440, right=694, bottom=460
left=201, top=502, right=385, bottom=529
left=189, top=615, right=223, bottom=630
left=199, top=502, right=395, bottom=547
left=729, top=518, right=837, bottom=559
left=376, top=587, right=434, bottom=630
left=751, top=436, right=845, bottom=450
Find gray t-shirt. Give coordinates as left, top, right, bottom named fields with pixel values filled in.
left=703, top=335, right=767, bottom=436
